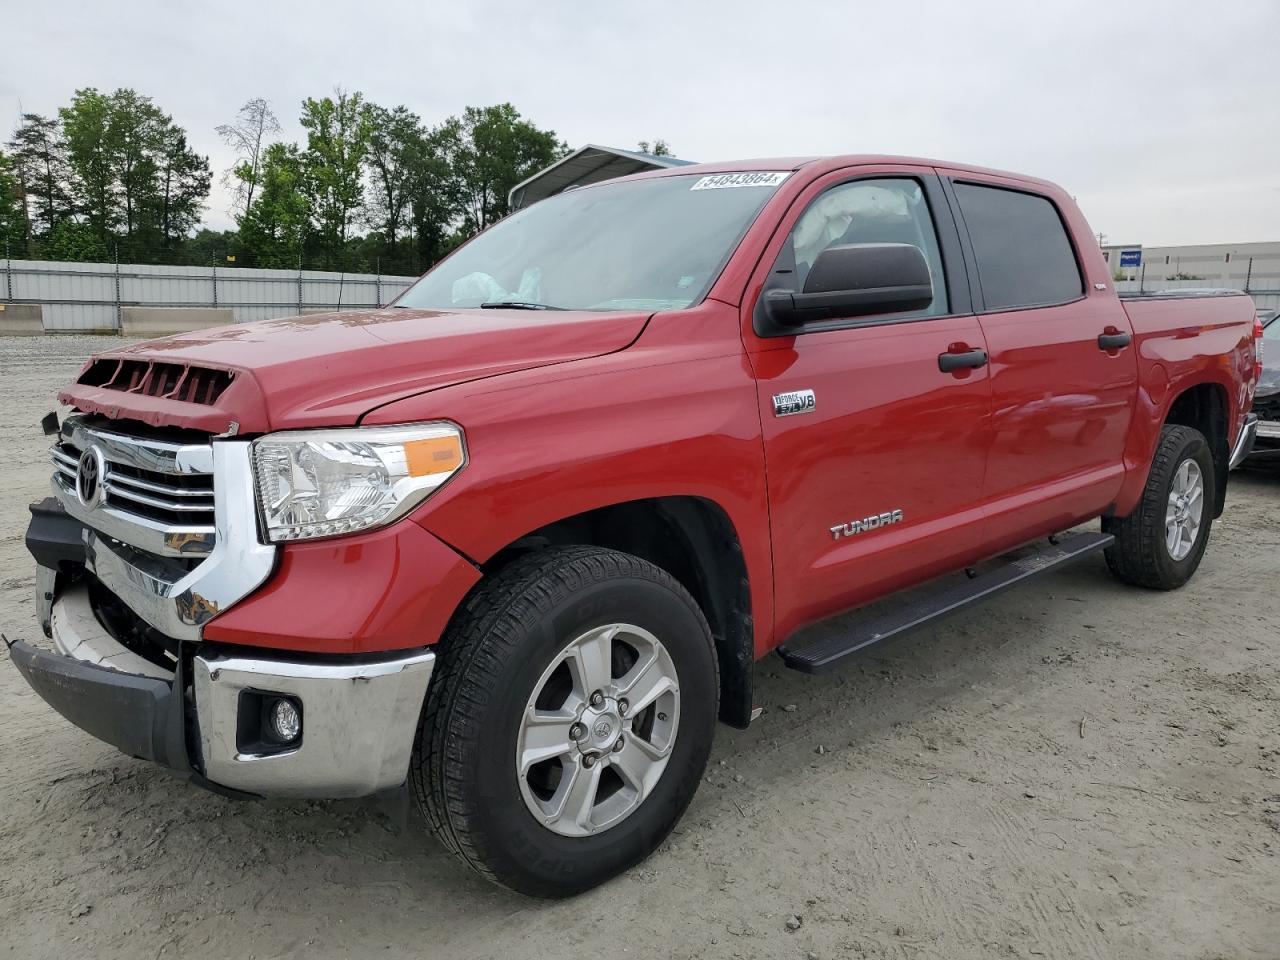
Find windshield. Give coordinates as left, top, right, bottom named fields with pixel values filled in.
left=393, top=172, right=788, bottom=312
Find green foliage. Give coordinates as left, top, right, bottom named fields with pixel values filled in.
left=41, top=219, right=110, bottom=262
left=150, top=126, right=211, bottom=248
left=363, top=103, right=423, bottom=265
left=0, top=150, right=27, bottom=253
left=235, top=142, right=310, bottom=268
left=5, top=88, right=597, bottom=276
left=60, top=88, right=117, bottom=240
left=454, top=103, right=568, bottom=232
left=300, top=89, right=369, bottom=269
left=184, top=228, right=239, bottom=267
left=7, top=113, right=74, bottom=238
left=51, top=88, right=212, bottom=261
left=637, top=139, right=673, bottom=157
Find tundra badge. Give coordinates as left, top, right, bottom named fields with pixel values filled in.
left=831, top=509, right=904, bottom=540
left=773, top=389, right=816, bottom=417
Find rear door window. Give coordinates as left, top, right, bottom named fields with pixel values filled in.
left=953, top=182, right=1083, bottom=310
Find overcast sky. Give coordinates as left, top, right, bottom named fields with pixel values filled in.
left=4, top=0, right=1278, bottom=246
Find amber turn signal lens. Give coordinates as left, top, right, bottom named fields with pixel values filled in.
left=404, top=435, right=465, bottom=477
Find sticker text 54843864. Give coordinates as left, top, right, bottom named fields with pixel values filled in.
left=690, top=171, right=791, bottom=191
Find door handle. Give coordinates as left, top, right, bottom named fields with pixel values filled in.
left=938, top=348, right=988, bottom=372
left=1098, top=331, right=1132, bottom=350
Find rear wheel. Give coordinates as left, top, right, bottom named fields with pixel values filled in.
left=411, top=546, right=718, bottom=898
left=1103, top=424, right=1215, bottom=589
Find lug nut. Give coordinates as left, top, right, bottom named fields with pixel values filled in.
left=589, top=691, right=604, bottom=707
left=582, top=753, right=598, bottom=768
left=569, top=722, right=585, bottom=740
left=613, top=736, right=624, bottom=752
left=618, top=699, right=629, bottom=716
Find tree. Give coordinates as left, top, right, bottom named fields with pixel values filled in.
left=41, top=219, right=109, bottom=262
left=363, top=103, right=422, bottom=263
left=7, top=113, right=74, bottom=238
left=216, top=98, right=280, bottom=219
left=184, top=227, right=238, bottom=267
left=150, top=126, right=211, bottom=251
left=0, top=151, right=27, bottom=254
left=404, top=118, right=465, bottom=273
left=235, top=142, right=310, bottom=268
left=637, top=139, right=672, bottom=157
left=300, top=89, right=369, bottom=268
left=57, top=88, right=211, bottom=260
left=105, top=89, right=168, bottom=242
left=60, top=88, right=117, bottom=243
left=453, top=104, right=567, bottom=232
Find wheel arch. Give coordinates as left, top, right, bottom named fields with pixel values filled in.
left=1162, top=380, right=1229, bottom=517
left=480, top=496, right=755, bottom=728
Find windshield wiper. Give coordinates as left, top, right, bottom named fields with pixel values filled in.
left=479, top=300, right=564, bottom=311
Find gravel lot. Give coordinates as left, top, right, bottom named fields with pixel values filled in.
left=1, top=334, right=1277, bottom=960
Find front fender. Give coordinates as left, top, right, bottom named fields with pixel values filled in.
left=203, top=520, right=481, bottom=655
left=362, top=304, right=776, bottom=653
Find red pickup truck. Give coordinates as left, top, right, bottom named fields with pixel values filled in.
left=13, top=156, right=1264, bottom=897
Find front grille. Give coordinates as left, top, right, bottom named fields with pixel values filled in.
left=52, top=439, right=215, bottom=527
left=78, top=358, right=234, bottom=406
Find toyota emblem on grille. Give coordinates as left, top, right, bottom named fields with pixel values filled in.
left=76, top=446, right=107, bottom=510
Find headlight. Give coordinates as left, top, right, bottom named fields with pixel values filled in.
left=251, top=422, right=465, bottom=543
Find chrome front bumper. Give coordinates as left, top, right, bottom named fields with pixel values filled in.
left=25, top=580, right=434, bottom=798
left=193, top=648, right=435, bottom=798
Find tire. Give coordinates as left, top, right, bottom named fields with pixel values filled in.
left=1103, top=424, right=1215, bottom=590
left=411, top=545, right=719, bottom=898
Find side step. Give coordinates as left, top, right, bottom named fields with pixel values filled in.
left=777, top=531, right=1114, bottom=674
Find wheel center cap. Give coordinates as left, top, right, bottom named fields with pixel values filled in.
left=579, top=701, right=622, bottom=752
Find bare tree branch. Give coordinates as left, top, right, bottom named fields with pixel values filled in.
left=216, top=98, right=280, bottom=219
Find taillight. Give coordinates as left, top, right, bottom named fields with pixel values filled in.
left=1255, top=316, right=1265, bottom=380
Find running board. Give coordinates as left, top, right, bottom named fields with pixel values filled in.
left=777, top=531, right=1114, bottom=674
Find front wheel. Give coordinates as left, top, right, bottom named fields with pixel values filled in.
left=411, top=546, right=718, bottom=897
left=1103, top=424, right=1215, bottom=590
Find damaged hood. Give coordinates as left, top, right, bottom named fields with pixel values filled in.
left=59, top=307, right=650, bottom=434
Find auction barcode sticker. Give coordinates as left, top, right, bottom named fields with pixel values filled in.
left=690, top=171, right=790, bottom=190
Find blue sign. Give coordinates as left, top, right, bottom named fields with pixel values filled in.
left=1119, top=250, right=1142, bottom=268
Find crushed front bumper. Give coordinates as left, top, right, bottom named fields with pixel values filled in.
left=11, top=633, right=185, bottom=770
left=15, top=413, right=457, bottom=799
left=14, top=576, right=435, bottom=798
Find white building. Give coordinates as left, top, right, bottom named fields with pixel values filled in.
left=1101, top=241, right=1280, bottom=286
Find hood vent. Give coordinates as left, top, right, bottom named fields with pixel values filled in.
left=79, top=359, right=234, bottom=406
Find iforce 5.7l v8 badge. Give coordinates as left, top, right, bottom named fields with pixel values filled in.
left=772, top=389, right=815, bottom=417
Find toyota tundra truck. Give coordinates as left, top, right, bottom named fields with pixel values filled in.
left=10, top=156, right=1264, bottom=898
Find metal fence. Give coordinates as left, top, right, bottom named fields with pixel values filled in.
left=1114, top=276, right=1280, bottom=312
left=1, top=258, right=420, bottom=332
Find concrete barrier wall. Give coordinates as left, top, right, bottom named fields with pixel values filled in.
left=120, top=307, right=235, bottom=337
left=4, top=259, right=418, bottom=331
left=0, top=304, right=45, bottom=335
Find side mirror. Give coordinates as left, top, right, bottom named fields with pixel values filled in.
left=762, top=243, right=934, bottom=329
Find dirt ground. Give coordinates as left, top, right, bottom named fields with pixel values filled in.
left=0, top=334, right=1277, bottom=960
